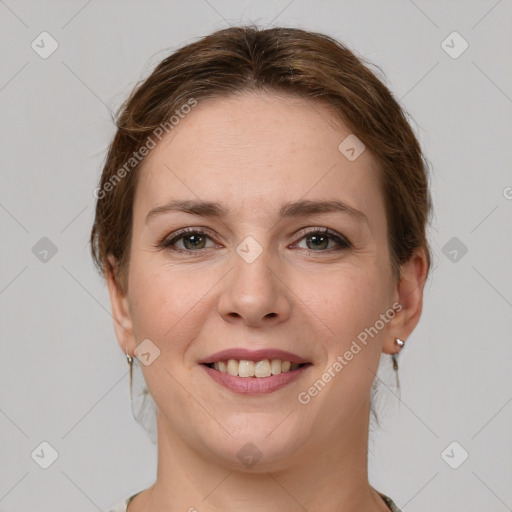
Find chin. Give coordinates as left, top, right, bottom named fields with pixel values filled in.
left=199, top=413, right=311, bottom=472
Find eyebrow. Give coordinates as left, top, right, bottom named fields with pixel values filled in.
left=145, top=199, right=370, bottom=228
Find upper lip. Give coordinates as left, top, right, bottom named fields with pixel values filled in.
left=199, top=348, right=309, bottom=365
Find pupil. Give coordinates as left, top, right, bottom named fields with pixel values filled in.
left=185, top=234, right=205, bottom=250
left=308, top=234, right=328, bottom=250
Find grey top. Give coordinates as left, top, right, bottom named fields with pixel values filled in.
left=106, top=490, right=403, bottom=511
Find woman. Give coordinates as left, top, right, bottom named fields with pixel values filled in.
left=91, top=25, right=431, bottom=512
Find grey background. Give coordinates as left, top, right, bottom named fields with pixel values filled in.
left=1, top=1, right=511, bottom=511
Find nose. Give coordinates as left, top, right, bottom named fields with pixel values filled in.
left=217, top=248, right=292, bottom=328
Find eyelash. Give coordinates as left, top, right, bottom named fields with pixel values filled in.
left=156, top=227, right=352, bottom=256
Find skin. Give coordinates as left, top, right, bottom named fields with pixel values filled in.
left=106, top=91, right=428, bottom=512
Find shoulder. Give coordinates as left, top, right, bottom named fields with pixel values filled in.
left=378, top=491, right=403, bottom=512
left=106, top=492, right=140, bottom=512
left=105, top=498, right=128, bottom=512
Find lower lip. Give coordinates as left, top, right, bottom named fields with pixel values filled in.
left=201, top=364, right=311, bottom=395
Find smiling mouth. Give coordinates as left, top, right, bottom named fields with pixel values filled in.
left=202, top=359, right=311, bottom=378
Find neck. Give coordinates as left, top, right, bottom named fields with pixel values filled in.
left=135, top=405, right=389, bottom=512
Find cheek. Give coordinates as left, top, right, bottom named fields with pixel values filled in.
left=127, top=260, right=217, bottom=355
left=304, top=265, right=391, bottom=354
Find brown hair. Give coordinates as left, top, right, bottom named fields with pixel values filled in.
left=90, top=25, right=432, bottom=292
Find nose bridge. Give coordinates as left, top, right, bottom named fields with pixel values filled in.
left=217, top=236, right=291, bottom=326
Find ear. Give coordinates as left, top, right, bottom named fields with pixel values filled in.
left=383, top=247, right=429, bottom=355
left=105, top=255, right=136, bottom=357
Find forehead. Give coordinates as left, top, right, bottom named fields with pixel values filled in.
left=134, top=91, right=384, bottom=223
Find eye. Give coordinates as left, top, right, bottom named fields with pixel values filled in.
left=158, top=228, right=218, bottom=253
left=157, top=227, right=352, bottom=255
left=293, top=228, right=352, bottom=252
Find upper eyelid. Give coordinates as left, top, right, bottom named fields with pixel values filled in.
left=165, top=227, right=220, bottom=244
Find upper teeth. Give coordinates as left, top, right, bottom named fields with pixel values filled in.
left=212, top=359, right=300, bottom=377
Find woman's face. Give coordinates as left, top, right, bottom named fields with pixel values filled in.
left=109, top=92, right=422, bottom=470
